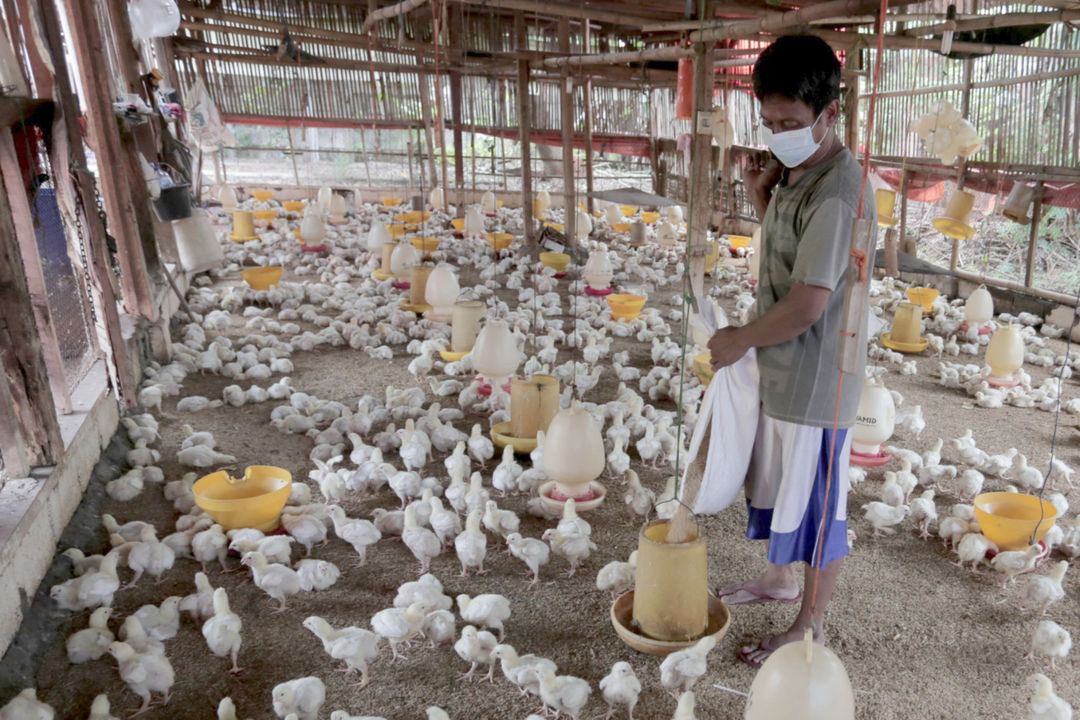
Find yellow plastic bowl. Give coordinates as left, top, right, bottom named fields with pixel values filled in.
left=607, top=294, right=646, bottom=321
left=488, top=232, right=514, bottom=251
left=450, top=218, right=466, bottom=232
left=728, top=235, right=751, bottom=249
left=974, top=492, right=1058, bottom=551
left=411, top=236, right=441, bottom=253
left=906, top=287, right=940, bottom=313
left=398, top=210, right=432, bottom=224
left=612, top=223, right=632, bottom=233
left=539, top=252, right=570, bottom=273
left=252, top=209, right=277, bottom=222
left=693, top=352, right=714, bottom=384
left=194, top=466, right=292, bottom=532
left=641, top=211, right=660, bottom=224
left=382, top=197, right=403, bottom=207
left=619, top=205, right=638, bottom=217
left=387, top=223, right=408, bottom=237
left=241, top=266, right=283, bottom=290
left=251, top=190, right=274, bottom=202
left=542, top=222, right=564, bottom=232
left=282, top=200, right=306, bottom=212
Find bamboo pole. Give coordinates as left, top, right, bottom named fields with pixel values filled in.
left=1024, top=181, right=1044, bottom=288
left=455, top=0, right=651, bottom=27
left=361, top=0, right=431, bottom=33
left=686, top=43, right=715, bottom=305
left=688, top=0, right=927, bottom=40
left=872, top=65, right=1080, bottom=99
left=808, top=27, right=1080, bottom=59
left=843, top=48, right=860, bottom=154
left=583, top=20, right=594, bottom=215
left=558, top=17, right=575, bottom=241
left=902, top=9, right=1080, bottom=37
left=518, top=57, right=534, bottom=242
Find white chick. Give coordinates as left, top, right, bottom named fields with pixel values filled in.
left=491, top=643, right=557, bottom=697
left=455, top=509, right=488, bottom=577
left=370, top=602, right=429, bottom=660
left=991, top=545, right=1043, bottom=587
left=327, top=505, right=382, bottom=566
left=87, top=694, right=117, bottom=720
left=118, top=616, right=163, bottom=656
left=1028, top=672, right=1073, bottom=720
left=908, top=489, right=938, bottom=539
left=296, top=559, right=340, bottom=592
left=659, top=635, right=716, bottom=696
left=1030, top=620, right=1072, bottom=669
left=50, top=551, right=120, bottom=611
left=1020, top=561, right=1069, bottom=616
left=422, top=608, right=456, bottom=648
left=131, top=596, right=182, bottom=641
left=179, top=571, right=216, bottom=623
left=0, top=689, right=54, bottom=720
left=542, top=525, right=598, bottom=576
left=672, top=691, right=697, bottom=720
left=536, top=666, right=592, bottom=720
left=107, top=641, right=175, bottom=716
left=492, top=445, right=523, bottom=496
left=394, top=574, right=453, bottom=611
left=861, top=502, right=909, bottom=536
left=607, top=437, right=631, bottom=478
left=192, top=524, right=230, bottom=573
left=879, top=472, right=905, bottom=507
left=456, top=593, right=511, bottom=641
left=271, top=677, right=326, bottom=720
left=428, top=497, right=462, bottom=548
left=126, top=526, right=176, bottom=587
left=596, top=551, right=638, bottom=600
left=482, top=500, right=521, bottom=541
left=454, top=624, right=498, bottom=682
left=66, top=607, right=114, bottom=663
left=302, top=616, right=382, bottom=688
left=202, top=587, right=243, bottom=673
left=623, top=470, right=655, bottom=520
left=240, top=551, right=301, bottom=612
left=403, top=503, right=441, bottom=575
left=955, top=532, right=999, bottom=573
left=281, top=511, right=328, bottom=555
left=176, top=445, right=237, bottom=467
left=506, top=532, right=551, bottom=586
left=467, top=423, right=495, bottom=466
left=599, top=661, right=641, bottom=720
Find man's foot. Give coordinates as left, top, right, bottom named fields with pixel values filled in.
left=716, top=579, right=801, bottom=606
left=738, top=624, right=824, bottom=668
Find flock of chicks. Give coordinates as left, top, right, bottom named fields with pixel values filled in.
left=2, top=190, right=1078, bottom=719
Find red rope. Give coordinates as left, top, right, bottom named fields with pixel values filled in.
left=810, top=0, right=890, bottom=616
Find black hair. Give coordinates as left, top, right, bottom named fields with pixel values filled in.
left=752, top=35, right=842, bottom=115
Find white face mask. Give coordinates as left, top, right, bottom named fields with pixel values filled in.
left=759, top=111, right=826, bottom=168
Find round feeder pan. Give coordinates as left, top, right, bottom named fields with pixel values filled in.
left=439, top=350, right=468, bottom=362
left=850, top=449, right=892, bottom=467
left=974, top=492, right=1058, bottom=551
left=611, top=590, right=731, bottom=657
left=282, top=200, right=306, bottom=212
left=585, top=286, right=613, bottom=297
left=392, top=280, right=412, bottom=291
left=985, top=373, right=1021, bottom=388
left=242, top=266, right=283, bottom=290
left=401, top=301, right=433, bottom=314
left=373, top=269, right=394, bottom=282
left=229, top=233, right=259, bottom=243
left=252, top=209, right=277, bottom=223
left=881, top=332, right=928, bottom=353
left=538, top=480, right=606, bottom=513
left=959, top=322, right=994, bottom=336
left=474, top=377, right=513, bottom=397
left=490, top=421, right=538, bottom=454
left=251, top=190, right=275, bottom=202
left=194, top=465, right=292, bottom=532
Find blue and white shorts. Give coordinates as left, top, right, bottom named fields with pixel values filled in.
left=745, top=414, right=852, bottom=567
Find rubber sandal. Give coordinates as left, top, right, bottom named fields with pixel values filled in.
left=716, top=581, right=802, bottom=606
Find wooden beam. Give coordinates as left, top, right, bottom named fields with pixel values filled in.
left=558, top=18, right=575, bottom=241
left=809, top=27, right=1080, bottom=59
left=872, top=65, right=1080, bottom=99
left=542, top=44, right=693, bottom=68
left=688, top=0, right=927, bottom=40
left=583, top=20, right=594, bottom=215
left=686, top=43, right=715, bottom=305
left=361, top=0, right=431, bottom=33
left=843, top=47, right=860, bottom=154
left=455, top=0, right=653, bottom=28
left=515, top=14, right=533, bottom=243
left=13, top=0, right=52, bottom=97
left=449, top=6, right=465, bottom=207
left=416, top=52, right=439, bottom=192
left=902, top=9, right=1080, bottom=37
left=1024, top=181, right=1044, bottom=288
left=0, top=128, right=71, bottom=414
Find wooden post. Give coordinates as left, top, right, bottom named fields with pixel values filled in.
left=0, top=128, right=72, bottom=414
left=1024, top=181, right=1044, bottom=287
left=416, top=50, right=439, bottom=192
left=843, top=48, right=860, bottom=154
left=897, top=168, right=911, bottom=255
left=0, top=154, right=63, bottom=471
left=13, top=0, right=53, bottom=97
left=515, top=11, right=533, bottom=243
left=883, top=227, right=899, bottom=277
left=65, top=0, right=156, bottom=320
left=686, top=42, right=715, bottom=304
left=38, top=0, right=136, bottom=407
left=449, top=6, right=464, bottom=208
left=583, top=20, right=595, bottom=214
left=558, top=18, right=576, bottom=241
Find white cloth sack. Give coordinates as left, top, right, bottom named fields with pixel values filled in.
left=680, top=348, right=760, bottom=514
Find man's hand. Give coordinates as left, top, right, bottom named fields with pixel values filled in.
left=743, top=150, right=783, bottom=219
left=708, top=327, right=748, bottom=372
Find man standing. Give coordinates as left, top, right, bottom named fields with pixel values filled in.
left=707, top=35, right=874, bottom=667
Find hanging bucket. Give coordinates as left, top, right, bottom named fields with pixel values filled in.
left=632, top=519, right=708, bottom=642
left=933, top=190, right=976, bottom=240
left=875, top=189, right=898, bottom=227
left=1002, top=183, right=1036, bottom=225
left=173, top=209, right=223, bottom=273
left=381, top=242, right=396, bottom=276
left=451, top=300, right=485, bottom=353
left=410, top=264, right=433, bottom=307
left=509, top=375, right=560, bottom=439
left=230, top=211, right=258, bottom=242
left=676, top=57, right=693, bottom=120
left=152, top=184, right=193, bottom=221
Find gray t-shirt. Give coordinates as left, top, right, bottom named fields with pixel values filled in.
left=755, top=148, right=875, bottom=428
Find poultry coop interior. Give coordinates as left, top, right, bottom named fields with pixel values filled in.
left=2, top=0, right=1080, bottom=718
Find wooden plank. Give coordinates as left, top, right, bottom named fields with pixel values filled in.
left=558, top=18, right=575, bottom=241
left=13, top=0, right=53, bottom=97
left=0, top=128, right=71, bottom=414
left=517, top=58, right=533, bottom=243
left=1024, top=181, right=1044, bottom=288
left=450, top=6, right=465, bottom=207
left=686, top=43, right=715, bottom=305
left=843, top=47, right=860, bottom=154
left=583, top=20, right=594, bottom=215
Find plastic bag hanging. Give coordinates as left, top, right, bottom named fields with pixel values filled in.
left=128, top=0, right=181, bottom=40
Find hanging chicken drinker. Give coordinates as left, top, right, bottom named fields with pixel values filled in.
left=374, top=242, right=396, bottom=282
left=985, top=322, right=1024, bottom=387
left=219, top=184, right=238, bottom=211
left=850, top=376, right=895, bottom=466
left=1002, top=182, right=1036, bottom=224
left=173, top=209, right=224, bottom=273
left=464, top=206, right=485, bottom=239
left=317, top=185, right=332, bottom=212
left=534, top=190, right=552, bottom=219
left=961, top=284, right=994, bottom=335
left=481, top=190, right=500, bottom=215
left=537, top=401, right=606, bottom=513
left=229, top=210, right=258, bottom=243
left=744, top=629, right=855, bottom=720
left=881, top=301, right=928, bottom=353
left=390, top=242, right=421, bottom=289
left=425, top=264, right=460, bottom=322
left=327, top=194, right=349, bottom=224
left=584, top=249, right=614, bottom=296
left=368, top=220, right=391, bottom=253
left=491, top=375, right=560, bottom=454
left=299, top=210, right=327, bottom=252
left=470, top=318, right=520, bottom=395
left=933, top=189, right=977, bottom=240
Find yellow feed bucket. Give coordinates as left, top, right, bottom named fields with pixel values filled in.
left=382, top=197, right=403, bottom=207
left=640, top=211, right=660, bottom=224
left=705, top=242, right=721, bottom=268
left=728, top=235, right=751, bottom=249
left=251, top=190, right=274, bottom=202
left=194, top=466, right=292, bottom=532
left=282, top=200, right=306, bottom=212
left=450, top=218, right=466, bottom=232
left=905, top=287, right=939, bottom=313
left=387, top=223, right=408, bottom=237
left=632, top=520, right=708, bottom=642
left=398, top=210, right=432, bottom=224
left=974, top=492, right=1058, bottom=551
left=933, top=190, right=976, bottom=240
left=411, top=236, right=441, bottom=253
left=539, top=252, right=570, bottom=273
left=875, top=189, right=898, bottom=227
left=607, top=294, right=646, bottom=321
left=230, top=211, right=258, bottom=243
left=242, top=266, right=283, bottom=290
left=612, top=223, right=632, bottom=233
left=619, top=205, right=638, bottom=217
left=252, top=209, right=277, bottom=223
left=693, top=353, right=714, bottom=384
left=487, top=232, right=514, bottom=251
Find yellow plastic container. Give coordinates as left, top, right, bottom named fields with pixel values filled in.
left=728, top=235, right=751, bottom=249
left=387, top=223, right=408, bottom=237
left=542, top=222, right=564, bottom=232
left=619, top=205, right=638, bottom=217
left=488, top=232, right=514, bottom=251
left=382, top=197, right=403, bottom=207
left=242, top=266, right=283, bottom=290
left=398, top=210, right=432, bottom=224
left=282, top=200, right=306, bottom=212
left=251, top=190, right=274, bottom=202
left=450, top=218, right=466, bottom=232
left=607, top=294, right=646, bottom=321
left=252, top=209, right=277, bottom=223
left=693, top=353, right=714, bottom=384
left=905, top=287, right=939, bottom=313
left=411, top=236, right=441, bottom=253
left=640, top=211, right=660, bottom=224
left=705, top=242, right=721, bottom=268
left=193, top=465, right=292, bottom=532
left=612, top=223, right=632, bottom=233
left=539, top=252, right=570, bottom=273
left=230, top=211, right=258, bottom=242
left=632, top=520, right=708, bottom=642
left=974, top=492, right=1058, bottom=551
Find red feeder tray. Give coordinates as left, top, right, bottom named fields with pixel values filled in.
left=554, top=272, right=567, bottom=279
left=301, top=244, right=327, bottom=253
left=985, top=374, right=1020, bottom=388
left=585, top=286, right=613, bottom=297
left=850, top=449, right=892, bottom=467
left=392, top=281, right=411, bottom=290
left=473, top=377, right=512, bottom=396
left=959, top=322, right=994, bottom=336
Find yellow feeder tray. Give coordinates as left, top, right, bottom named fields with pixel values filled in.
left=282, top=200, right=306, bottom=212
left=905, top=287, right=939, bottom=313
left=373, top=268, right=394, bottom=281
left=880, top=332, right=929, bottom=353
left=693, top=353, right=714, bottom=384
left=933, top=216, right=976, bottom=240
left=542, top=222, right=564, bottom=232
left=251, top=190, right=274, bottom=202
left=401, top=301, right=433, bottom=314
left=728, top=235, right=751, bottom=249
left=619, top=205, right=638, bottom=217
left=490, top=421, right=538, bottom=454
left=439, top=349, right=468, bottom=362
left=193, top=465, right=292, bottom=532
left=974, top=492, right=1058, bottom=551
left=539, top=252, right=570, bottom=273
left=488, top=232, right=514, bottom=251
left=398, top=210, right=433, bottom=224
left=252, top=209, right=277, bottom=223
left=411, top=236, right=442, bottom=253
left=386, top=223, right=408, bottom=237
left=450, top=218, right=466, bottom=232
left=241, top=266, right=283, bottom=290
left=230, top=233, right=259, bottom=243
left=382, top=197, right=403, bottom=207
left=611, top=590, right=730, bottom=657
left=607, top=294, right=646, bottom=321
left=612, top=223, right=632, bottom=233
left=640, top=211, right=660, bottom=224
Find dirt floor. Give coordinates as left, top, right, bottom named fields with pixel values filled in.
left=4, top=205, right=1080, bottom=720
